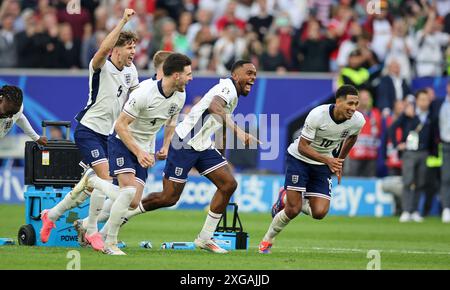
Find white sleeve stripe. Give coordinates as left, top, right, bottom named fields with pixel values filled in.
left=123, top=109, right=137, bottom=119
left=216, top=94, right=229, bottom=104
left=301, top=134, right=314, bottom=141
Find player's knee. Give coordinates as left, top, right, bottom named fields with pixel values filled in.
left=311, top=208, right=328, bottom=220
left=221, top=179, right=237, bottom=195
left=162, top=194, right=180, bottom=207
left=285, top=204, right=301, bottom=219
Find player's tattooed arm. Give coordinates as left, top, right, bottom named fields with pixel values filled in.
left=92, top=8, right=135, bottom=70
left=338, top=134, right=358, bottom=160
left=209, top=96, right=261, bottom=146
left=298, top=137, right=344, bottom=173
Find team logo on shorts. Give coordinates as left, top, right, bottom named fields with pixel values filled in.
left=91, top=149, right=100, bottom=158
left=292, top=175, right=299, bottom=184
left=168, top=103, right=179, bottom=116
left=125, top=74, right=131, bottom=85
left=117, top=157, right=124, bottom=167
left=175, top=167, right=183, bottom=177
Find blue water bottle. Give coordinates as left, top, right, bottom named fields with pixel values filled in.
left=140, top=241, right=153, bottom=249
left=161, top=242, right=195, bottom=250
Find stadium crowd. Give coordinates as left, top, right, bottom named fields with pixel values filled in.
left=1, top=0, right=450, bottom=220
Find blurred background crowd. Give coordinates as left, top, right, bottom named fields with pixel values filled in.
left=0, top=0, right=449, bottom=76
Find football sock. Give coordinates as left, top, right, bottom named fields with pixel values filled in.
left=105, top=187, right=136, bottom=245
left=86, top=189, right=106, bottom=235
left=302, top=198, right=312, bottom=216
left=90, top=176, right=119, bottom=200
left=198, top=210, right=222, bottom=240
left=263, top=209, right=291, bottom=243
left=48, top=190, right=90, bottom=222
left=124, top=201, right=146, bottom=221
left=97, top=198, right=114, bottom=223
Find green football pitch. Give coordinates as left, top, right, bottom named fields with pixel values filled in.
left=1, top=204, right=449, bottom=270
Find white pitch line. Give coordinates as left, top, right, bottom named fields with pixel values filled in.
left=251, top=246, right=450, bottom=256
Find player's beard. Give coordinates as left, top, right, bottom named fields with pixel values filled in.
left=175, top=79, right=185, bottom=92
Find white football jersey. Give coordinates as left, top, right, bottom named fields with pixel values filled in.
left=288, top=104, right=366, bottom=165
left=118, top=79, right=186, bottom=153
left=76, top=59, right=139, bottom=136
left=175, top=78, right=239, bottom=151
left=0, top=104, right=23, bottom=138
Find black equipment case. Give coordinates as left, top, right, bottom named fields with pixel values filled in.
left=24, top=121, right=83, bottom=187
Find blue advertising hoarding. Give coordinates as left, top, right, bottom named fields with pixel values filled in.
left=1, top=168, right=394, bottom=217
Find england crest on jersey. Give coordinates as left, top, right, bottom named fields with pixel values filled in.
left=292, top=175, right=299, bottom=184
left=340, top=130, right=350, bottom=139
left=91, top=149, right=100, bottom=158
left=117, top=157, right=124, bottom=167
left=125, top=74, right=131, bottom=86
left=168, top=103, right=179, bottom=116
left=175, top=167, right=183, bottom=177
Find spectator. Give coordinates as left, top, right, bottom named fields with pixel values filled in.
left=198, top=0, right=230, bottom=24
left=336, top=21, right=361, bottom=68
left=384, top=99, right=406, bottom=176
left=0, top=0, right=24, bottom=32
left=213, top=23, right=247, bottom=75
left=439, top=81, right=450, bottom=223
left=277, top=0, right=309, bottom=29
left=134, top=21, right=151, bottom=69
left=56, top=0, right=91, bottom=41
left=81, top=29, right=106, bottom=68
left=187, top=9, right=217, bottom=45
left=365, top=2, right=393, bottom=61
left=216, top=0, right=246, bottom=33
left=192, top=25, right=216, bottom=71
left=292, top=19, right=337, bottom=72
left=415, top=10, right=450, bottom=77
left=389, top=89, right=439, bottom=223
left=247, top=0, right=273, bottom=42
left=0, top=14, right=17, bottom=68
left=271, top=12, right=294, bottom=69
left=259, top=34, right=288, bottom=73
left=55, top=22, right=81, bottom=68
left=345, top=89, right=382, bottom=177
left=376, top=58, right=412, bottom=114
left=156, top=0, right=185, bottom=24
left=337, top=48, right=370, bottom=90
left=385, top=18, right=415, bottom=81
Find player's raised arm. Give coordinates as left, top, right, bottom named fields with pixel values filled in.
left=92, top=8, right=135, bottom=70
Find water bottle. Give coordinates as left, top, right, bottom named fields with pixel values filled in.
left=140, top=241, right=153, bottom=249
left=161, top=242, right=195, bottom=250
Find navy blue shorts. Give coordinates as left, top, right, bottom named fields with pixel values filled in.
left=284, top=153, right=332, bottom=200
left=74, top=123, right=108, bottom=169
left=108, top=135, right=148, bottom=187
left=163, top=139, right=228, bottom=183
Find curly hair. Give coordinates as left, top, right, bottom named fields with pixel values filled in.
left=0, top=85, right=23, bottom=107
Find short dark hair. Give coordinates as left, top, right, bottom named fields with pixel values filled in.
left=163, top=53, right=192, bottom=76
left=114, top=31, right=138, bottom=47
left=415, top=88, right=428, bottom=99
left=335, top=85, right=359, bottom=100
left=231, top=60, right=253, bottom=73
left=0, top=85, right=23, bottom=107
